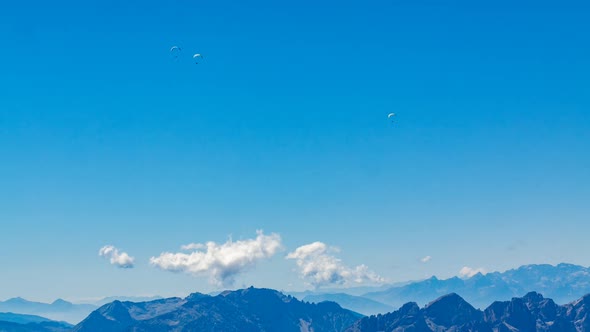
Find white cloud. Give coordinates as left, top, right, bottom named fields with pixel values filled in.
left=459, top=266, right=487, bottom=278
left=150, top=230, right=282, bottom=287
left=286, top=242, right=386, bottom=288
left=421, top=256, right=432, bottom=263
left=99, top=245, right=135, bottom=269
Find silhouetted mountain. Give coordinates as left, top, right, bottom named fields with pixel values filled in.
left=0, top=312, right=72, bottom=332
left=364, top=263, right=590, bottom=309
left=72, top=287, right=363, bottom=332
left=346, top=292, right=590, bottom=331
left=303, top=293, right=394, bottom=315
left=0, top=298, right=96, bottom=324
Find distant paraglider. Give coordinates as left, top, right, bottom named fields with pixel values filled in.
left=170, top=46, right=181, bottom=60
left=388, top=113, right=396, bottom=123
left=169, top=46, right=204, bottom=65
left=192, top=53, right=204, bottom=64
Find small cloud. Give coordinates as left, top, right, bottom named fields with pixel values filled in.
left=286, top=242, right=386, bottom=288
left=421, top=256, right=432, bottom=263
left=99, top=245, right=135, bottom=269
left=459, top=266, right=487, bottom=278
left=150, top=230, right=282, bottom=287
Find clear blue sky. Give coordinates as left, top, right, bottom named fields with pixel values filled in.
left=1, top=0, right=589, bottom=302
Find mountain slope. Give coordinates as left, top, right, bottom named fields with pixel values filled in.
left=73, top=287, right=363, bottom=332
left=364, top=263, right=590, bottom=309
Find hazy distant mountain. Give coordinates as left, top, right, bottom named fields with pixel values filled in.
left=346, top=292, right=590, bottom=331
left=0, top=312, right=55, bottom=325
left=0, top=298, right=96, bottom=324
left=72, top=287, right=363, bottom=332
left=287, top=282, right=414, bottom=300
left=303, top=293, right=394, bottom=315
left=0, top=312, right=72, bottom=332
left=364, top=263, right=590, bottom=309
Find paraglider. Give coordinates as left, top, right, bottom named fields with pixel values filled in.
left=168, top=46, right=205, bottom=65
left=388, top=113, right=395, bottom=122
left=170, top=46, right=181, bottom=60
left=193, top=53, right=204, bottom=64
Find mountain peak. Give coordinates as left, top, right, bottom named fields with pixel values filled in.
left=425, top=293, right=465, bottom=307
left=424, top=293, right=482, bottom=327
left=223, top=287, right=286, bottom=299
left=185, top=292, right=210, bottom=302
left=398, top=301, right=420, bottom=314
left=522, top=291, right=544, bottom=303
left=5, top=297, right=29, bottom=303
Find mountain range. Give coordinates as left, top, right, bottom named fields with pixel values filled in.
left=363, top=263, right=590, bottom=309
left=346, top=291, right=590, bottom=331
left=70, top=289, right=590, bottom=332
left=0, top=298, right=96, bottom=324
left=72, top=287, right=362, bottom=332
left=5, top=288, right=590, bottom=331
left=0, top=296, right=162, bottom=325
left=292, top=263, right=590, bottom=316
left=4, top=263, right=590, bottom=331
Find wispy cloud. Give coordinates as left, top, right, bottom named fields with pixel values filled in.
left=99, top=245, right=135, bottom=269
left=150, top=230, right=282, bottom=287
left=459, top=266, right=487, bottom=278
left=286, top=242, right=385, bottom=288
left=421, top=256, right=432, bottom=263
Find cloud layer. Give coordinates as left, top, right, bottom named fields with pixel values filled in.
left=150, top=230, right=282, bottom=287
left=459, top=266, right=487, bottom=278
left=286, top=242, right=385, bottom=288
left=99, top=245, right=135, bottom=268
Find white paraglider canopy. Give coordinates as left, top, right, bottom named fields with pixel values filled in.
left=193, top=53, right=203, bottom=64
left=170, top=46, right=181, bottom=59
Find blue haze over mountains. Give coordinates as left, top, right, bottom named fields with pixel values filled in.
left=361, top=263, right=590, bottom=309
left=3, top=263, right=590, bottom=329
left=301, top=263, right=590, bottom=315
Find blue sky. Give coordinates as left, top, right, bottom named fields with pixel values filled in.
left=1, top=0, right=589, bottom=302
